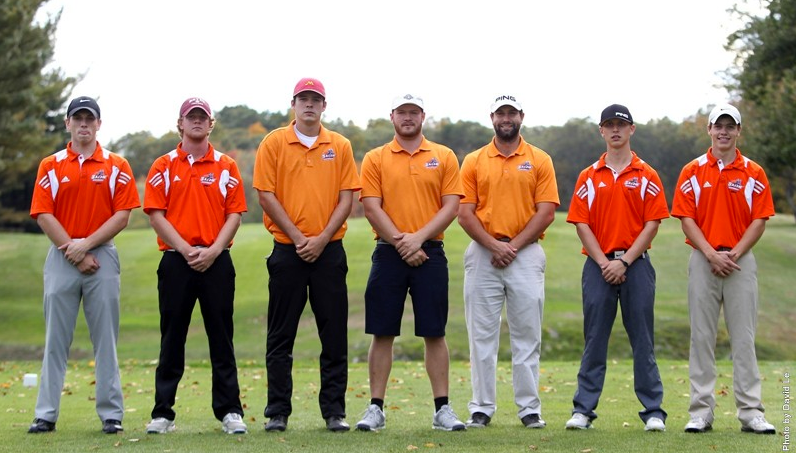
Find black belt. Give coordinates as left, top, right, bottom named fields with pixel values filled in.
left=497, top=237, right=511, bottom=242
left=717, top=246, right=732, bottom=252
left=606, top=250, right=648, bottom=260
left=376, top=239, right=443, bottom=249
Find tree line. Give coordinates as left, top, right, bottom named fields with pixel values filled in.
left=1, top=0, right=794, bottom=230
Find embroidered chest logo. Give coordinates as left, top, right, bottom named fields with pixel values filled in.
left=91, top=170, right=107, bottom=183
left=321, top=149, right=336, bottom=161
left=425, top=157, right=440, bottom=169
left=624, top=177, right=640, bottom=189
left=727, top=179, right=743, bottom=192
left=200, top=173, right=216, bottom=186
left=517, top=161, right=533, bottom=172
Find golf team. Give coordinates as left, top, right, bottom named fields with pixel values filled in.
left=25, top=78, right=777, bottom=439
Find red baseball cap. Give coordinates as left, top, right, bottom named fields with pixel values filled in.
left=180, top=97, right=212, bottom=117
left=293, top=77, right=326, bottom=98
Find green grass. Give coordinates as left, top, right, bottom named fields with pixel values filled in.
left=1, top=360, right=789, bottom=452
left=1, top=213, right=794, bottom=362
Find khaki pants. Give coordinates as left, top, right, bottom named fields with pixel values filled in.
left=687, top=249, right=766, bottom=425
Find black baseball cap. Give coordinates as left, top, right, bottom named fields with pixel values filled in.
left=67, top=96, right=101, bottom=119
left=599, top=104, right=633, bottom=126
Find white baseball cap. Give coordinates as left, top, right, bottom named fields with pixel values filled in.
left=708, top=103, right=742, bottom=125
left=491, top=95, right=522, bottom=113
left=392, top=94, right=424, bottom=110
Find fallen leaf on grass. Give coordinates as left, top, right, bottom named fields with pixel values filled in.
left=580, top=449, right=592, bottom=453
left=528, top=445, right=538, bottom=451
left=622, top=422, right=630, bottom=427
left=424, top=442, right=436, bottom=448
left=407, top=445, right=418, bottom=450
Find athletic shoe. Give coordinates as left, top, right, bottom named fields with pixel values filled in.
left=521, top=413, right=546, bottom=429
left=432, top=404, right=466, bottom=431
left=222, top=413, right=247, bottom=434
left=466, top=412, right=491, bottom=428
left=684, top=416, right=712, bottom=433
left=741, top=415, right=775, bottom=434
left=565, top=413, right=592, bottom=430
left=356, top=404, right=386, bottom=431
left=644, top=417, right=665, bottom=432
left=146, top=417, right=176, bottom=434
left=27, top=418, right=56, bottom=433
left=325, top=416, right=350, bottom=432
left=264, top=414, right=288, bottom=432
left=102, top=419, right=124, bottom=434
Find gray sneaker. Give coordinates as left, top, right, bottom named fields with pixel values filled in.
left=356, top=404, right=386, bottom=431
left=146, top=417, right=176, bottom=434
left=222, top=413, right=247, bottom=434
left=432, top=404, right=466, bottom=431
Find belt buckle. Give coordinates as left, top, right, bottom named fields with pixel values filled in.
left=613, top=250, right=625, bottom=259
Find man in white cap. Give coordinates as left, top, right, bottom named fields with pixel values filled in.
left=355, top=94, right=466, bottom=432
left=459, top=95, right=559, bottom=429
left=672, top=103, right=776, bottom=435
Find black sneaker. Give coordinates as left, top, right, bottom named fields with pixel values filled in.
left=325, top=416, right=350, bottom=432
left=28, top=418, right=56, bottom=433
left=466, top=412, right=491, bottom=428
left=102, top=419, right=123, bottom=434
left=521, top=413, right=546, bottom=429
left=264, top=414, right=288, bottom=432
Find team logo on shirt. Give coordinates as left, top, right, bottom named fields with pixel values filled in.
left=321, top=149, right=336, bottom=161
left=624, top=177, right=640, bottom=189
left=91, top=170, right=107, bottom=183
left=728, top=179, right=743, bottom=192
left=200, top=173, right=216, bottom=185
left=425, top=157, right=440, bottom=169
left=517, top=161, right=533, bottom=172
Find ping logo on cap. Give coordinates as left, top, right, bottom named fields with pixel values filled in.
left=495, top=95, right=517, bottom=103
left=615, top=112, right=629, bottom=119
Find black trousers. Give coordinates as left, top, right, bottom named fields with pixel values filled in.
left=151, top=250, right=243, bottom=421
left=264, top=240, right=348, bottom=419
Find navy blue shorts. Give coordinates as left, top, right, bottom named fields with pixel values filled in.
left=364, top=242, right=449, bottom=337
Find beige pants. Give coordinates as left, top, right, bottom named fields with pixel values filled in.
left=687, top=249, right=766, bottom=425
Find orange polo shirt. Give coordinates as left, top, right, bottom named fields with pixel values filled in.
left=253, top=121, right=360, bottom=244
left=360, top=137, right=463, bottom=240
left=671, top=148, right=774, bottom=249
left=460, top=138, right=559, bottom=239
left=567, top=151, right=669, bottom=254
left=30, top=142, right=140, bottom=237
left=144, top=143, right=247, bottom=251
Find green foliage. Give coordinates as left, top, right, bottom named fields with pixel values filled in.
left=728, top=0, right=796, bottom=219
left=0, top=0, right=75, bottom=230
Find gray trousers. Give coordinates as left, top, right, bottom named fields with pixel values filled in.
left=34, top=243, right=124, bottom=423
left=687, top=250, right=765, bottom=425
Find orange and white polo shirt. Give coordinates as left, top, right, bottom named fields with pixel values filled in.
left=671, top=148, right=774, bottom=249
left=567, top=151, right=669, bottom=254
left=30, top=141, right=140, bottom=238
left=144, top=143, right=247, bottom=251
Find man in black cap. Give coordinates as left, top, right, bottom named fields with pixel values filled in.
left=564, top=104, right=669, bottom=431
left=28, top=96, right=140, bottom=434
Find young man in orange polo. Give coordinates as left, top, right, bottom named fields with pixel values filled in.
left=253, top=78, right=360, bottom=432
left=672, top=104, right=776, bottom=435
left=458, top=95, right=559, bottom=430
left=143, top=97, right=248, bottom=435
left=355, top=94, right=465, bottom=432
left=565, top=104, right=669, bottom=432
left=28, top=96, right=140, bottom=434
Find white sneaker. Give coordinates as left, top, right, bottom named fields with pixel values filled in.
left=741, top=415, right=775, bottom=434
left=684, top=416, right=712, bottom=433
left=146, top=417, right=176, bottom=434
left=565, top=413, right=592, bottom=429
left=222, top=413, right=248, bottom=434
left=356, top=404, right=386, bottom=431
left=644, top=417, right=665, bottom=432
left=432, top=404, right=466, bottom=431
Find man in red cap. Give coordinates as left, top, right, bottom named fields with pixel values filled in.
left=253, top=78, right=360, bottom=432
left=28, top=96, right=140, bottom=434
left=143, top=97, right=248, bottom=435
